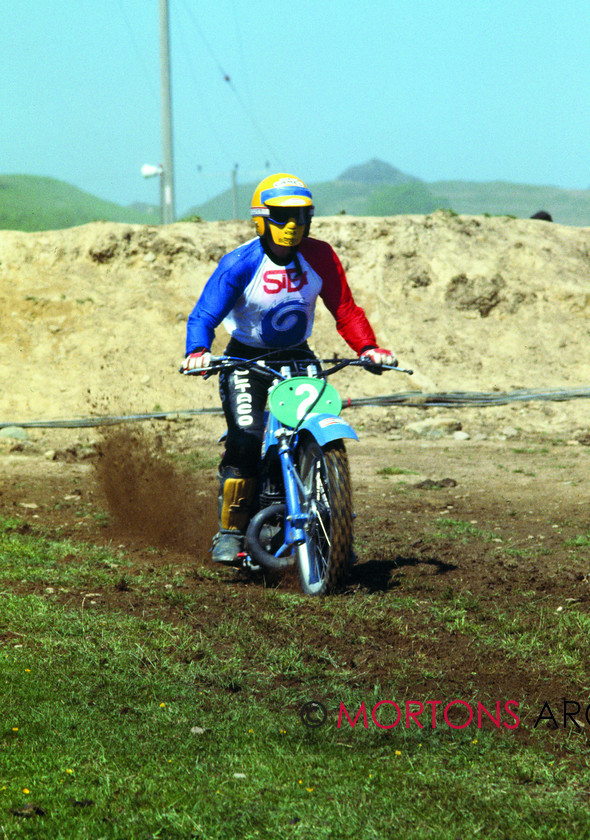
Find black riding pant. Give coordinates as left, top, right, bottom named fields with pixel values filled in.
left=219, top=338, right=317, bottom=477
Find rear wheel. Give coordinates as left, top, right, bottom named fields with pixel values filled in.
left=295, top=437, right=353, bottom=595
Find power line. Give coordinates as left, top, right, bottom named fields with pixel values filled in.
left=171, top=9, right=234, bottom=162
left=175, top=0, right=283, bottom=168
left=230, top=0, right=253, bottom=108
left=115, top=0, right=158, bottom=101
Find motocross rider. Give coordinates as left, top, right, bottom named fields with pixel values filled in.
left=182, top=172, right=397, bottom=564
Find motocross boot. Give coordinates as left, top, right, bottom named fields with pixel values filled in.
left=211, top=467, right=256, bottom=565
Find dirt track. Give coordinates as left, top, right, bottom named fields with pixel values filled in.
left=2, top=215, right=590, bottom=732
left=2, top=415, right=590, bottom=734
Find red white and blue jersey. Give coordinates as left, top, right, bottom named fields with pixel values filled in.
left=185, top=236, right=377, bottom=355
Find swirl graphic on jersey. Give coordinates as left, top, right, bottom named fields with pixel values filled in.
left=260, top=300, right=309, bottom=347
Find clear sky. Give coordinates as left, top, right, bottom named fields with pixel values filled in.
left=3, top=0, right=589, bottom=216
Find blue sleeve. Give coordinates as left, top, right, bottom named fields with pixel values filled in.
left=185, top=239, right=262, bottom=354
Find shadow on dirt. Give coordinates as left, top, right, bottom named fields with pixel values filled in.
left=350, top=555, right=458, bottom=592
left=216, top=554, right=459, bottom=596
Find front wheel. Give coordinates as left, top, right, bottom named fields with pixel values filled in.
left=295, top=436, right=353, bottom=595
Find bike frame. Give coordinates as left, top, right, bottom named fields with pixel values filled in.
left=260, top=403, right=359, bottom=563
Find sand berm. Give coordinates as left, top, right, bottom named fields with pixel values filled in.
left=1, top=212, right=589, bottom=438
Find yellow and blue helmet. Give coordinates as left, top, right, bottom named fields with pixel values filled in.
left=250, top=173, right=314, bottom=241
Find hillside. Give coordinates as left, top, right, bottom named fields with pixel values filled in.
left=1, top=213, right=590, bottom=440
left=429, top=180, right=590, bottom=227
left=6, top=164, right=590, bottom=232
left=189, top=179, right=443, bottom=221
left=186, top=160, right=590, bottom=226
left=337, top=158, right=421, bottom=186
left=0, top=175, right=159, bottom=232
left=185, top=161, right=443, bottom=221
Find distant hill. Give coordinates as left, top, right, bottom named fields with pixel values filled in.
left=428, top=180, right=590, bottom=227
left=337, top=158, right=421, bottom=186
left=5, top=162, right=590, bottom=231
left=185, top=158, right=590, bottom=227
left=0, top=175, right=158, bottom=232
left=184, top=159, right=444, bottom=221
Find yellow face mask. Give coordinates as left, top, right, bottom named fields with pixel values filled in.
left=267, top=217, right=305, bottom=248
left=265, top=205, right=310, bottom=248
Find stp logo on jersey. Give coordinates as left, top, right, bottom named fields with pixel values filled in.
left=263, top=268, right=308, bottom=294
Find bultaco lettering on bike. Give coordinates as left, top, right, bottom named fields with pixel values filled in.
left=268, top=377, right=342, bottom=428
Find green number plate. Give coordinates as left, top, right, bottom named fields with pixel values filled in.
left=268, top=377, right=342, bottom=427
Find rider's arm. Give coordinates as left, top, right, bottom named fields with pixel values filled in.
left=299, top=238, right=378, bottom=355
left=185, top=240, right=261, bottom=354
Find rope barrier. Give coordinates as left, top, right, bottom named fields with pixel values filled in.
left=346, top=386, right=590, bottom=409
left=2, top=386, right=590, bottom=430
left=0, top=408, right=223, bottom=430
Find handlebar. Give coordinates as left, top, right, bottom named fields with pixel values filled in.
left=180, top=355, right=413, bottom=379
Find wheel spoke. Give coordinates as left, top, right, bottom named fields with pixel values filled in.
left=295, top=437, right=353, bottom=595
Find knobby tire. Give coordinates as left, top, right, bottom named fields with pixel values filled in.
left=295, top=437, right=353, bottom=595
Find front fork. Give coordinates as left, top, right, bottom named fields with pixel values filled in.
left=276, top=429, right=308, bottom=551
left=239, top=426, right=308, bottom=569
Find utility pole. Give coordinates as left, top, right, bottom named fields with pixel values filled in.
left=231, top=164, right=239, bottom=219
left=159, top=0, right=175, bottom=223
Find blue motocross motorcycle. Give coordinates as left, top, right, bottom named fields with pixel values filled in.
left=185, top=355, right=410, bottom=595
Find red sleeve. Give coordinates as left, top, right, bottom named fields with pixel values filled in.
left=299, top=237, right=377, bottom=355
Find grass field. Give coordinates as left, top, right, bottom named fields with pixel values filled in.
left=2, top=510, right=590, bottom=839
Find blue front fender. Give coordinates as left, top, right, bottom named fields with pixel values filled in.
left=296, top=412, right=358, bottom=446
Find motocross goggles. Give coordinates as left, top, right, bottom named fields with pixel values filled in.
left=266, top=206, right=314, bottom=227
